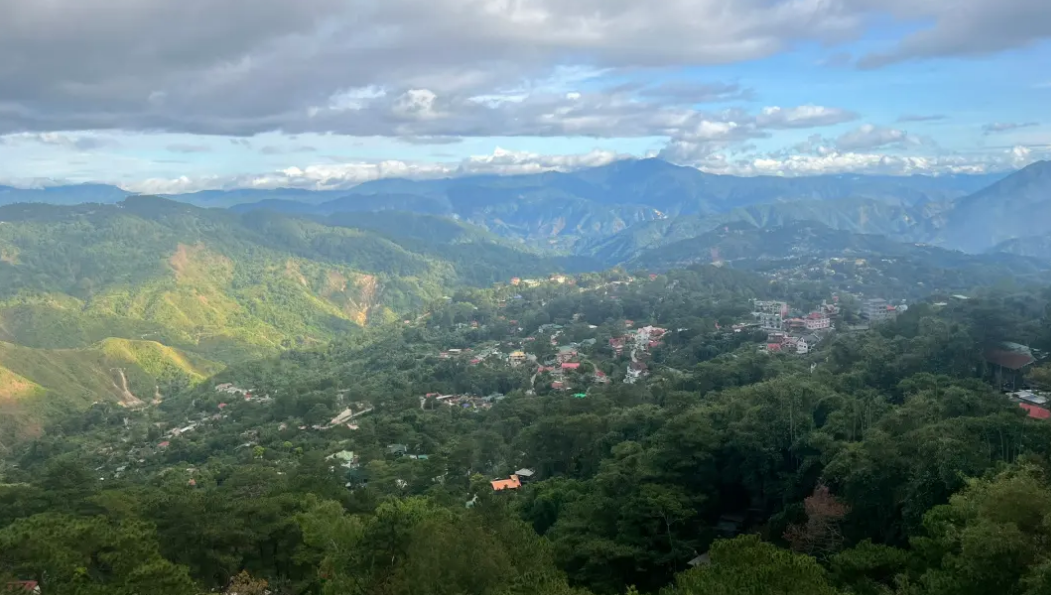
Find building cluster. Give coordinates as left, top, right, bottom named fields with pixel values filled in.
left=509, top=274, right=573, bottom=287
left=765, top=331, right=822, bottom=355
left=751, top=299, right=836, bottom=355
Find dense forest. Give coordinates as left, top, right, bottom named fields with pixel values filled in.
left=2, top=264, right=1051, bottom=594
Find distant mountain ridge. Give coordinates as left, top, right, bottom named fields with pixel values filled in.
left=588, top=160, right=1051, bottom=259
left=228, top=159, right=1004, bottom=250
left=4, top=160, right=1046, bottom=256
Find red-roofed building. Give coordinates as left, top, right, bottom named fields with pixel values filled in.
left=1020, top=403, right=1051, bottom=420
left=218, top=403, right=227, bottom=410
left=561, top=362, right=581, bottom=371
left=551, top=381, right=566, bottom=390
left=491, top=475, right=522, bottom=491
left=767, top=343, right=782, bottom=353
left=5, top=581, right=40, bottom=594
left=158, top=441, right=170, bottom=448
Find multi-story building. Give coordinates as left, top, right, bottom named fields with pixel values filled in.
left=753, top=300, right=788, bottom=331
left=755, top=311, right=784, bottom=331
left=863, top=298, right=894, bottom=322
left=804, top=312, right=831, bottom=330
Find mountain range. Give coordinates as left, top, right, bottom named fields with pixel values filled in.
left=11, top=159, right=1032, bottom=255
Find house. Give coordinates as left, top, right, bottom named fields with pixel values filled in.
left=796, top=337, right=809, bottom=355
left=515, top=468, right=536, bottom=482
left=687, top=553, right=711, bottom=568
left=551, top=381, right=566, bottom=391
left=804, top=312, right=831, bottom=330
left=509, top=351, right=527, bottom=367
left=4, top=581, right=40, bottom=594
left=491, top=475, right=522, bottom=491
left=986, top=342, right=1038, bottom=390
left=1020, top=403, right=1051, bottom=420
left=767, top=343, right=782, bottom=353
left=863, top=298, right=896, bottom=322
left=556, top=347, right=578, bottom=363
left=593, top=369, right=610, bottom=384
left=755, top=311, right=784, bottom=331
left=510, top=277, right=521, bottom=286
left=561, top=362, right=581, bottom=371
left=326, top=450, right=359, bottom=469
left=1010, top=390, right=1049, bottom=407
left=387, top=444, right=409, bottom=457
left=609, top=337, right=627, bottom=354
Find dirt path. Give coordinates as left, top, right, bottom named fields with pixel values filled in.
left=111, top=368, right=145, bottom=408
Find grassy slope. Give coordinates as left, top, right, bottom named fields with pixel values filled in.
left=0, top=338, right=221, bottom=442
left=0, top=198, right=576, bottom=440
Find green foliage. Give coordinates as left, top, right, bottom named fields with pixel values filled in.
left=664, top=535, right=839, bottom=595
left=1, top=263, right=1051, bottom=595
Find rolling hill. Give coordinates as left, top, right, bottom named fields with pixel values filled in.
left=0, top=197, right=583, bottom=440
left=627, top=221, right=1051, bottom=299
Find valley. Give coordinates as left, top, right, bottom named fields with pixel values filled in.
left=1, top=160, right=1049, bottom=441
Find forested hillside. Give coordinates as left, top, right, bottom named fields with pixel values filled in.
left=2, top=268, right=1051, bottom=595
left=0, top=198, right=582, bottom=439
left=625, top=222, right=1050, bottom=299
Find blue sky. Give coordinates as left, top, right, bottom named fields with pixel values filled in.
left=0, top=0, right=1048, bottom=192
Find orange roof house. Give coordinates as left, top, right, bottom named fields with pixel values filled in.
left=1020, top=403, right=1051, bottom=420
left=491, top=475, right=522, bottom=491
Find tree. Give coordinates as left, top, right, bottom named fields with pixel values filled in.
left=0, top=513, right=196, bottom=595
left=663, top=535, right=838, bottom=595
left=903, top=465, right=1051, bottom=595
left=784, top=485, right=850, bottom=558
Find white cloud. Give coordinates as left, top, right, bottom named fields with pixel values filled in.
left=721, top=144, right=1049, bottom=176
left=119, top=147, right=629, bottom=193
left=835, top=124, right=913, bottom=151
left=755, top=105, right=859, bottom=129
left=98, top=143, right=1051, bottom=195
left=0, top=132, right=114, bottom=151
left=982, top=121, right=1040, bottom=135
left=2, top=0, right=1046, bottom=137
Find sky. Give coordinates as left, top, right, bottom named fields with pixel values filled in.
left=0, top=0, right=1049, bottom=192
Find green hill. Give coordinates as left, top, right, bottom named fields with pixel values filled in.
left=0, top=338, right=221, bottom=441
left=0, top=197, right=580, bottom=440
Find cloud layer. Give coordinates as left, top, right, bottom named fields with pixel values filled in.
left=2, top=0, right=1049, bottom=136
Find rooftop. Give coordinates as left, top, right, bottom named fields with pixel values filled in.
left=1020, top=403, right=1051, bottom=420
left=491, top=475, right=522, bottom=491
